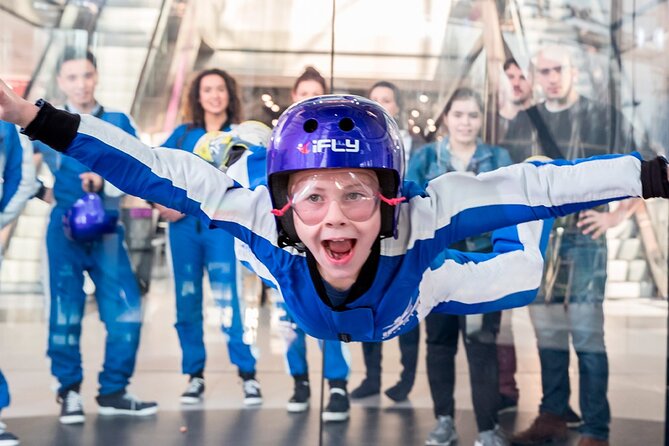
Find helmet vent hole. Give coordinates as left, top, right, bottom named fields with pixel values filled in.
left=338, top=118, right=354, bottom=131
left=303, top=119, right=318, bottom=133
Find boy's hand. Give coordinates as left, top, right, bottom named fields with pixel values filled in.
left=0, top=79, right=39, bottom=128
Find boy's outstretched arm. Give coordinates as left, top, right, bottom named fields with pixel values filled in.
left=412, top=154, right=669, bottom=247
left=0, top=79, right=274, bottom=245
left=419, top=219, right=551, bottom=317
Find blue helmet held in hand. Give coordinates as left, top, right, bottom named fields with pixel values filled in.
left=63, top=192, right=118, bottom=242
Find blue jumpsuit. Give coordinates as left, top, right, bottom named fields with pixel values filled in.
left=162, top=124, right=256, bottom=376
left=0, top=121, right=39, bottom=413
left=27, top=110, right=650, bottom=342
left=34, top=105, right=143, bottom=396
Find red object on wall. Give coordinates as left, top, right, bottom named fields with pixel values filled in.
left=5, top=79, right=29, bottom=97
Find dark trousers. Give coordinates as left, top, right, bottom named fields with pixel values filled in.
left=497, top=311, right=519, bottom=400
left=426, top=312, right=501, bottom=432
left=361, top=325, right=420, bottom=387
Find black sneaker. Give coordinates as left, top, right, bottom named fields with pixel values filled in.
left=57, top=389, right=85, bottom=425
left=322, top=385, right=350, bottom=422
left=497, top=394, right=518, bottom=415
left=0, top=422, right=19, bottom=446
left=565, top=406, right=583, bottom=429
left=243, top=379, right=263, bottom=406
left=286, top=378, right=310, bottom=413
left=384, top=381, right=411, bottom=402
left=350, top=378, right=380, bottom=399
left=180, top=377, right=205, bottom=404
left=96, top=391, right=158, bottom=417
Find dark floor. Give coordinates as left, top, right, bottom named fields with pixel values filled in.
left=4, top=407, right=662, bottom=446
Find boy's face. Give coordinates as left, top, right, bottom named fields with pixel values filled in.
left=289, top=168, right=382, bottom=291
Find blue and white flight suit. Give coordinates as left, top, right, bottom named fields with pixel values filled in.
left=24, top=107, right=656, bottom=344
left=162, top=124, right=257, bottom=378
left=232, top=145, right=350, bottom=384
left=0, top=121, right=40, bottom=417
left=33, top=104, right=144, bottom=397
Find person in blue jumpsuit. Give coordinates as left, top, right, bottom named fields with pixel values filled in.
left=154, top=68, right=262, bottom=406
left=408, top=87, right=514, bottom=446
left=5, top=91, right=669, bottom=446
left=0, top=120, right=41, bottom=446
left=32, top=48, right=156, bottom=425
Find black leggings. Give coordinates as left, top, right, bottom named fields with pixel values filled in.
left=426, top=312, right=501, bottom=432
left=361, top=325, right=420, bottom=387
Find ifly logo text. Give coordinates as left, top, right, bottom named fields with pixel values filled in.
left=297, top=139, right=360, bottom=154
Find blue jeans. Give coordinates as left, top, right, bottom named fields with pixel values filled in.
left=531, top=229, right=609, bottom=440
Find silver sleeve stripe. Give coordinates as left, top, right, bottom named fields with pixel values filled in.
left=77, top=115, right=280, bottom=245
left=415, top=220, right=545, bottom=320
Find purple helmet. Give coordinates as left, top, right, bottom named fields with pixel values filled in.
left=63, top=193, right=119, bottom=242
left=267, top=95, right=404, bottom=245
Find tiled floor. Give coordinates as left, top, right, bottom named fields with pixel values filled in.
left=0, top=264, right=666, bottom=445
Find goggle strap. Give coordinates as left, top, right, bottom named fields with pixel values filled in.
left=377, top=193, right=406, bottom=207
left=271, top=201, right=291, bottom=217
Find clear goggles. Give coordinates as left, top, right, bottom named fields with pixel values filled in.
left=271, top=171, right=404, bottom=226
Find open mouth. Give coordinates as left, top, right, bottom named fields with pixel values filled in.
left=322, top=238, right=356, bottom=263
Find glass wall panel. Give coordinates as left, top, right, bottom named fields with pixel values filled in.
left=1, top=2, right=668, bottom=444
left=0, top=8, right=50, bottom=95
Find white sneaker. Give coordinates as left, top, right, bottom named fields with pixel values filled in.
left=321, top=387, right=350, bottom=422
left=242, top=379, right=263, bottom=406
left=425, top=415, right=457, bottom=446
left=286, top=380, right=310, bottom=413
left=474, top=426, right=509, bottom=446
left=180, top=377, right=205, bottom=404
left=96, top=391, right=158, bottom=416
left=57, top=390, right=85, bottom=425
left=0, top=430, right=19, bottom=446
